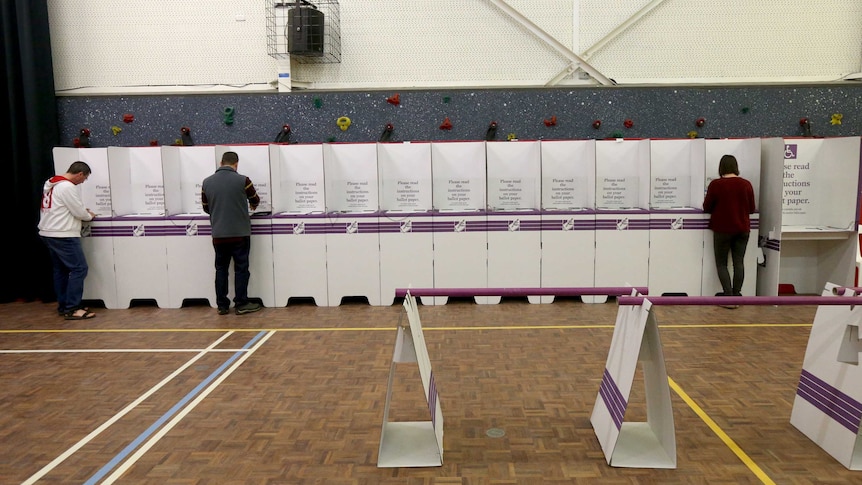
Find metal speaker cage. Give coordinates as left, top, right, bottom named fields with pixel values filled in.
left=266, top=0, right=341, bottom=63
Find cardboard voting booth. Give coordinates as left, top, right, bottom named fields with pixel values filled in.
left=790, top=283, right=862, bottom=469
left=701, top=138, right=761, bottom=297
left=270, top=143, right=329, bottom=306
left=592, top=140, right=651, bottom=303
left=51, top=147, right=119, bottom=309
left=757, top=137, right=860, bottom=296
left=539, top=140, right=596, bottom=303
left=591, top=295, right=676, bottom=468
left=378, top=292, right=444, bottom=467
left=107, top=146, right=170, bottom=308
left=215, top=145, right=276, bottom=308
left=378, top=142, right=434, bottom=306
left=323, top=142, right=382, bottom=306
left=430, top=141, right=488, bottom=305
left=485, top=141, right=542, bottom=304
left=161, top=145, right=217, bottom=308
left=648, top=139, right=708, bottom=296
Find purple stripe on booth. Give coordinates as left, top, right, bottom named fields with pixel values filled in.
left=595, top=220, right=651, bottom=230
left=764, top=238, right=780, bottom=251
left=648, top=219, right=710, bottom=229
left=796, top=369, right=862, bottom=434
left=540, top=220, right=596, bottom=231
left=599, top=369, right=627, bottom=430
left=428, top=371, right=438, bottom=429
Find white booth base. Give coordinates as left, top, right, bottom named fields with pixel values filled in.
left=487, top=213, right=542, bottom=304
left=379, top=214, right=434, bottom=307
left=272, top=215, right=328, bottom=307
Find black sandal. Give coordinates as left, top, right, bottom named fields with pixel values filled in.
left=65, top=309, right=96, bottom=320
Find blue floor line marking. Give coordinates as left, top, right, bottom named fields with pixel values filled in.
left=83, top=331, right=267, bottom=485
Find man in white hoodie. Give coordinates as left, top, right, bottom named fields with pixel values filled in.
left=38, top=161, right=97, bottom=320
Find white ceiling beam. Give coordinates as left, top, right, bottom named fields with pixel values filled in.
left=487, top=0, right=614, bottom=86
left=580, top=0, right=669, bottom=61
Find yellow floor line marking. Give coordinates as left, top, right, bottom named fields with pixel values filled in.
left=668, top=377, right=776, bottom=485
left=0, top=323, right=811, bottom=334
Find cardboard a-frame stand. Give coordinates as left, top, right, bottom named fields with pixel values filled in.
left=790, top=283, right=862, bottom=470
left=378, top=292, right=444, bottom=467
left=591, top=296, right=677, bottom=468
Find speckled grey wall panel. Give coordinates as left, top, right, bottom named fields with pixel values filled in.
left=57, top=85, right=862, bottom=147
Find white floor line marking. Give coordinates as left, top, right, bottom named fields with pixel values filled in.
left=100, top=330, right=276, bottom=484
left=0, top=348, right=249, bottom=354
left=21, top=331, right=235, bottom=485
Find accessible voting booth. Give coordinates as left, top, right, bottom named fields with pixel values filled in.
left=758, top=137, right=860, bottom=296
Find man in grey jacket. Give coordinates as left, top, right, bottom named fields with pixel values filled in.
left=202, top=151, right=262, bottom=315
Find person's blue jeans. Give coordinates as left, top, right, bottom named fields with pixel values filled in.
left=713, top=231, right=750, bottom=296
left=41, top=236, right=89, bottom=313
left=213, top=237, right=251, bottom=309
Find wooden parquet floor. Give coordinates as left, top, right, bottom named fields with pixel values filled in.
left=0, top=297, right=858, bottom=484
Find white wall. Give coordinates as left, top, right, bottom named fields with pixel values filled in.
left=47, top=0, right=862, bottom=94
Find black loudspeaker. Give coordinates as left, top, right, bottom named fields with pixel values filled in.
left=287, top=6, right=324, bottom=56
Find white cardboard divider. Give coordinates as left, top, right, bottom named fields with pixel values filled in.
left=107, top=146, right=165, bottom=216
left=649, top=138, right=705, bottom=210
left=486, top=140, right=541, bottom=211
left=591, top=295, right=676, bottom=468
left=431, top=141, right=486, bottom=211
left=378, top=142, right=433, bottom=212
left=540, top=139, right=595, bottom=210
left=790, top=283, right=862, bottom=470
left=323, top=142, right=379, bottom=213
left=270, top=143, right=326, bottom=214
left=595, top=139, right=650, bottom=210
left=378, top=292, right=444, bottom=468
left=161, top=145, right=217, bottom=216
left=52, top=147, right=112, bottom=216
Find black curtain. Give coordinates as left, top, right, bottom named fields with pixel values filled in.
left=1, top=0, right=60, bottom=303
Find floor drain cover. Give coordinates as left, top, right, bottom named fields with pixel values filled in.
left=485, top=428, right=505, bottom=438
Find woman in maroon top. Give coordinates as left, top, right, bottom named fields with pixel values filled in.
left=703, top=154, right=756, bottom=303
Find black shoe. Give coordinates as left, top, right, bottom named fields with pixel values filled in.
left=217, top=307, right=230, bottom=315
left=235, top=302, right=262, bottom=315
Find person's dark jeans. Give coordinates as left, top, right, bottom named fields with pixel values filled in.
left=213, top=236, right=251, bottom=309
left=41, top=236, right=89, bottom=313
left=713, top=231, right=750, bottom=296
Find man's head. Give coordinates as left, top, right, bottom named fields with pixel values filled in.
left=66, top=161, right=92, bottom=185
left=221, top=151, right=239, bottom=167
